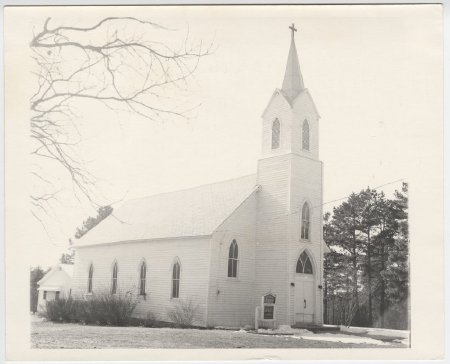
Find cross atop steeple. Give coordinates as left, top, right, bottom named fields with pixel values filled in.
left=289, top=23, right=297, bottom=39
left=281, top=23, right=304, bottom=102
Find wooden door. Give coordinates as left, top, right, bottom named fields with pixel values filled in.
left=294, top=277, right=315, bottom=323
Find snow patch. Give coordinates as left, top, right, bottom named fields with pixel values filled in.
left=340, top=326, right=410, bottom=339
left=393, top=338, right=410, bottom=346
left=257, top=326, right=312, bottom=335
left=296, top=333, right=389, bottom=346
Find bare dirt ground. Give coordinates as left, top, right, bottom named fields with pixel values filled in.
left=31, top=320, right=408, bottom=349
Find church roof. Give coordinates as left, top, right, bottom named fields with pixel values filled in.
left=74, top=174, right=258, bottom=247
left=281, top=26, right=305, bottom=103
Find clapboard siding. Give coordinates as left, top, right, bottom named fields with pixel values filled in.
left=206, top=191, right=257, bottom=328
left=289, top=155, right=323, bottom=244
left=261, top=91, right=293, bottom=158
left=291, top=90, right=320, bottom=159
left=256, top=79, right=323, bottom=325
left=71, top=236, right=211, bottom=326
left=255, top=154, right=290, bottom=324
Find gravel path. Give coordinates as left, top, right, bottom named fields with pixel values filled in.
left=31, top=321, right=407, bottom=349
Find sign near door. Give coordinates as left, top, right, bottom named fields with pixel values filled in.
left=264, top=305, right=274, bottom=319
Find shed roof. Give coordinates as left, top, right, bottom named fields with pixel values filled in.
left=75, top=174, right=258, bottom=247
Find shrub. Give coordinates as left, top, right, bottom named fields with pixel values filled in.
left=98, top=292, right=138, bottom=326
left=42, top=291, right=138, bottom=326
left=43, top=297, right=79, bottom=322
left=143, top=311, right=158, bottom=327
left=167, top=299, right=198, bottom=328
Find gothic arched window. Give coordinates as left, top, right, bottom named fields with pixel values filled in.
left=228, top=240, right=239, bottom=278
left=172, top=260, right=181, bottom=298
left=87, top=264, right=94, bottom=293
left=302, top=120, right=310, bottom=151
left=272, top=119, right=280, bottom=149
left=139, top=260, right=147, bottom=296
left=301, top=202, right=310, bottom=240
left=111, top=261, right=118, bottom=294
left=296, top=251, right=313, bottom=274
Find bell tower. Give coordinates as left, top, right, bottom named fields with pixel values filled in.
left=255, top=24, right=324, bottom=326
left=260, top=23, right=320, bottom=160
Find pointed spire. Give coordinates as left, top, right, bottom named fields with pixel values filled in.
left=282, top=23, right=305, bottom=102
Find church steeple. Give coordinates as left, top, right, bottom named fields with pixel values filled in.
left=281, top=23, right=305, bottom=102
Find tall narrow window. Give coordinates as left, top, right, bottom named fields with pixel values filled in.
left=111, top=261, right=118, bottom=294
left=172, top=261, right=180, bottom=298
left=55, top=291, right=60, bottom=300
left=301, top=202, right=310, bottom=240
left=272, top=119, right=280, bottom=149
left=43, top=291, right=47, bottom=300
left=139, top=261, right=147, bottom=296
left=296, top=251, right=313, bottom=274
left=87, top=264, right=94, bottom=293
left=302, top=120, right=310, bottom=151
left=228, top=239, right=239, bottom=278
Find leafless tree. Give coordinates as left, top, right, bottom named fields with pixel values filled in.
left=30, top=17, right=212, bottom=230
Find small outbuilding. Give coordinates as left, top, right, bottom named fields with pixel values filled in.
left=37, top=263, right=73, bottom=312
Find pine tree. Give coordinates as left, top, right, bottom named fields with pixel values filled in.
left=381, top=183, right=409, bottom=328
left=323, top=184, right=409, bottom=329
left=74, top=205, right=113, bottom=239
left=323, top=195, right=366, bottom=325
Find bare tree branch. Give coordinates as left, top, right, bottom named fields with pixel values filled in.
left=30, top=16, right=213, bottom=231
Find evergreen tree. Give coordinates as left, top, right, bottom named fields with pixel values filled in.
left=60, top=243, right=75, bottom=264
left=74, top=205, right=113, bottom=239
left=359, top=188, right=381, bottom=326
left=381, top=183, right=409, bottom=328
left=323, top=193, right=366, bottom=325
left=30, top=266, right=46, bottom=314
left=323, top=184, right=409, bottom=329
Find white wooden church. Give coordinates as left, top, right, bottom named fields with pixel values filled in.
left=71, top=25, right=329, bottom=328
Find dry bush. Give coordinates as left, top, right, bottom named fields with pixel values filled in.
left=43, top=291, right=138, bottom=326
left=167, top=299, right=198, bottom=328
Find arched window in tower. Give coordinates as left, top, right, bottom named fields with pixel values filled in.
left=171, top=260, right=181, bottom=298
left=302, top=120, right=310, bottom=151
left=139, top=260, right=146, bottom=296
left=296, top=251, right=313, bottom=274
left=111, top=261, right=118, bottom=294
left=228, top=239, right=239, bottom=278
left=87, top=264, right=94, bottom=293
left=301, top=202, right=310, bottom=240
left=272, top=119, right=280, bottom=149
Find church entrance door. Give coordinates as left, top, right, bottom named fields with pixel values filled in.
left=294, top=276, right=315, bottom=324
left=294, top=251, right=315, bottom=324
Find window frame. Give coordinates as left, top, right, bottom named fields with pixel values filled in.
left=272, top=119, right=281, bottom=150
left=301, top=202, right=311, bottom=241
left=302, top=119, right=310, bottom=151
left=139, top=260, right=147, bottom=296
left=171, top=260, right=181, bottom=299
left=227, top=239, right=239, bottom=278
left=296, top=251, right=314, bottom=275
left=87, top=263, right=94, bottom=294
left=43, top=290, right=47, bottom=300
left=111, top=261, right=118, bottom=294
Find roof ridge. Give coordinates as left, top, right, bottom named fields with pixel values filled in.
left=122, top=173, right=257, bottom=204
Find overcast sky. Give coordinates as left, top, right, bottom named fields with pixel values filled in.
left=5, top=5, right=442, bottom=268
